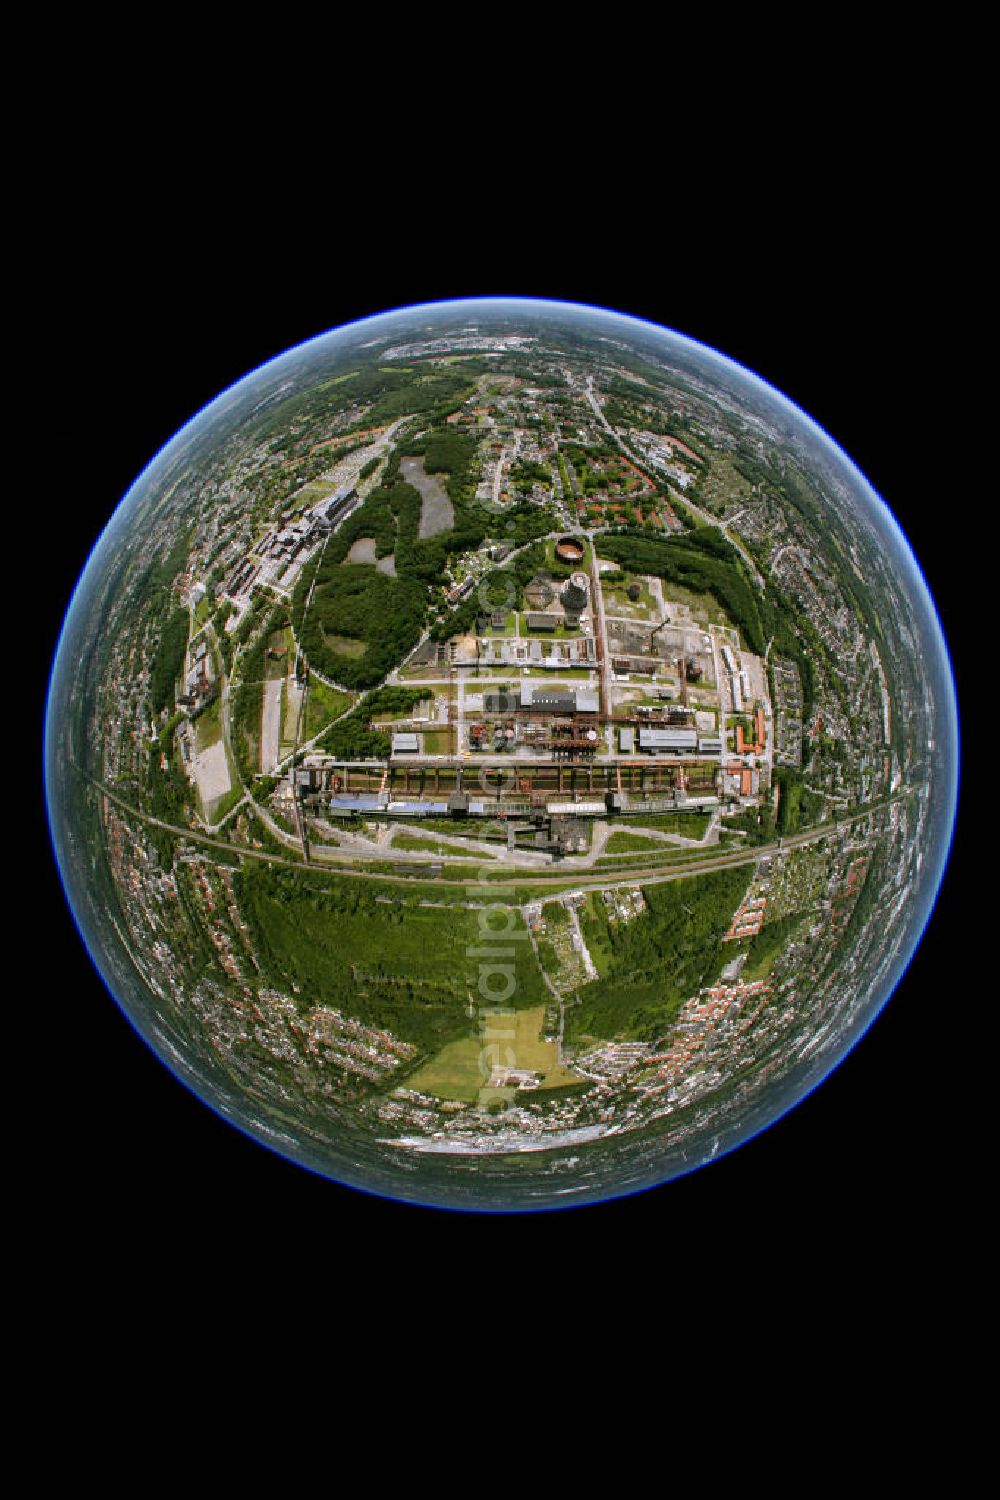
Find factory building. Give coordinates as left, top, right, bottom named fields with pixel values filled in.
left=698, top=735, right=723, bottom=755
left=517, top=684, right=599, bottom=716
left=525, top=689, right=577, bottom=714
left=327, top=795, right=385, bottom=816
left=484, top=690, right=520, bottom=714
left=391, top=732, right=419, bottom=755
left=316, top=486, right=355, bottom=528
left=637, top=727, right=699, bottom=753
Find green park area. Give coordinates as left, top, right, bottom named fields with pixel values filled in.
left=234, top=865, right=547, bottom=1059
left=406, top=1006, right=580, bottom=1102
left=604, top=831, right=666, bottom=855
left=421, top=729, right=452, bottom=754
left=616, top=810, right=711, bottom=839
left=193, top=694, right=222, bottom=754
left=566, top=864, right=753, bottom=1046
left=392, top=831, right=498, bottom=859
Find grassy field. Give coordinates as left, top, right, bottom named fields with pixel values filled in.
left=604, top=831, right=666, bottom=855
left=602, top=574, right=656, bottom=618
left=543, top=536, right=593, bottom=571
left=406, top=1005, right=581, bottom=1102
left=279, top=676, right=298, bottom=760
left=193, top=695, right=222, bottom=753
left=578, top=892, right=615, bottom=977
left=304, top=674, right=353, bottom=740
left=422, top=729, right=452, bottom=754
left=210, top=784, right=243, bottom=826
left=658, top=581, right=728, bottom=626
left=323, top=632, right=368, bottom=658
left=615, top=811, right=711, bottom=839
left=479, top=615, right=517, bottom=638
left=392, top=831, right=498, bottom=858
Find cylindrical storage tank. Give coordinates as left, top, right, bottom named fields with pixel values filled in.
left=554, top=535, right=585, bottom=565
left=561, top=572, right=589, bottom=616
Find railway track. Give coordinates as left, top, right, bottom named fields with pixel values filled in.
left=89, top=773, right=907, bottom=895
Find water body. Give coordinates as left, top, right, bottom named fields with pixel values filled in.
left=400, top=455, right=455, bottom=538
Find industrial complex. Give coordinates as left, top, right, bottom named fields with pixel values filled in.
left=66, top=306, right=928, bottom=1197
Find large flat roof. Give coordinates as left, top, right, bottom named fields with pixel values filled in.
left=638, top=727, right=698, bottom=747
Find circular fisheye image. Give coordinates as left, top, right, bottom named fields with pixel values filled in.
left=45, top=297, right=958, bottom=1212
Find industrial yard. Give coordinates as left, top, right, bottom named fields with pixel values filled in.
left=55, top=301, right=940, bottom=1204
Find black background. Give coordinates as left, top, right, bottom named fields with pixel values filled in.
left=34, top=169, right=970, bottom=1298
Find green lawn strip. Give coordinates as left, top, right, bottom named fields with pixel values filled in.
left=392, top=831, right=499, bottom=859
left=604, top=831, right=667, bottom=855
left=614, top=811, right=711, bottom=838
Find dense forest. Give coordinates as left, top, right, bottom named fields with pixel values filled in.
left=139, top=525, right=194, bottom=623
left=568, top=864, right=753, bottom=1044
left=319, top=686, right=428, bottom=760
left=150, top=608, right=189, bottom=715
left=232, top=862, right=546, bottom=1053
left=293, top=420, right=554, bottom=684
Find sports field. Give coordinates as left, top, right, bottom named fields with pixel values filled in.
left=406, top=1005, right=580, bottom=1102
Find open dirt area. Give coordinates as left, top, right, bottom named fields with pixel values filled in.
left=400, top=456, right=454, bottom=538
left=192, top=739, right=231, bottom=811
left=345, top=536, right=396, bottom=575
left=261, top=678, right=282, bottom=772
